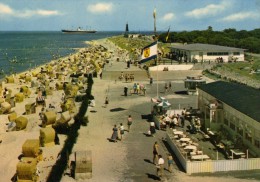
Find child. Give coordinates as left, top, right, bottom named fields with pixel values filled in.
left=167, top=153, right=174, bottom=173
left=104, top=97, right=109, bottom=108
left=127, top=115, right=132, bottom=132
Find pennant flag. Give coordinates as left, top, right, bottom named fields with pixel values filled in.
left=165, top=26, right=170, bottom=42
left=140, top=41, right=157, bottom=64
left=153, top=8, right=156, bottom=18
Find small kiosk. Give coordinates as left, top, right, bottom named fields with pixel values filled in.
left=184, top=76, right=206, bottom=95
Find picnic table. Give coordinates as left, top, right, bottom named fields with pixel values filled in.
left=180, top=138, right=191, bottom=142
left=173, top=131, right=183, bottom=135
left=181, top=143, right=187, bottom=147
left=190, top=152, right=196, bottom=156
left=191, top=155, right=210, bottom=160
left=230, top=149, right=246, bottom=158
left=184, top=145, right=197, bottom=151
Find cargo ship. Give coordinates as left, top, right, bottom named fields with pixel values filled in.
left=61, top=27, right=97, bottom=33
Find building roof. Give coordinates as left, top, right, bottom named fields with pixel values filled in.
left=170, top=43, right=245, bottom=52
left=199, top=81, right=260, bottom=122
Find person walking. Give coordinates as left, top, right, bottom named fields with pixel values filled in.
left=180, top=114, right=185, bottom=128
left=143, top=85, right=147, bottom=96
left=119, top=123, right=124, bottom=141
left=111, top=124, right=118, bottom=142
left=127, top=115, right=132, bottom=132
left=136, top=83, right=140, bottom=95
left=167, top=153, right=174, bottom=173
left=169, top=82, right=172, bottom=91
left=164, top=83, right=168, bottom=93
left=157, top=155, right=165, bottom=179
left=124, top=86, right=128, bottom=96
left=153, top=141, right=159, bottom=164
left=150, top=77, right=153, bottom=85
left=104, top=96, right=109, bottom=108
left=150, top=121, right=156, bottom=137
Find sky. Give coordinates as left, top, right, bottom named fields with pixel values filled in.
left=0, top=0, right=260, bottom=32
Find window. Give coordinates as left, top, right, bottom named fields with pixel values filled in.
left=237, top=127, right=243, bottom=137
left=224, top=119, right=229, bottom=125
left=255, top=140, right=260, bottom=148
left=233, top=52, right=240, bottom=55
left=207, top=52, right=229, bottom=56
left=230, top=122, right=236, bottom=130
left=245, top=133, right=252, bottom=143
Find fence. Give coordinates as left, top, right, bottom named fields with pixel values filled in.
left=166, top=131, right=260, bottom=174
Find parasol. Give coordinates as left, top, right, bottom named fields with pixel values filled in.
left=157, top=101, right=171, bottom=108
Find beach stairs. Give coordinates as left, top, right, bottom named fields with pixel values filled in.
left=149, top=70, right=203, bottom=81
left=102, top=68, right=203, bottom=81
left=102, top=70, right=149, bottom=81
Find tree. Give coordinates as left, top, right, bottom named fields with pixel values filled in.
left=194, top=36, right=207, bottom=43
left=158, top=28, right=260, bottom=53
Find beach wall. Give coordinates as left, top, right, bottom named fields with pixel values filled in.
left=149, top=65, right=194, bottom=71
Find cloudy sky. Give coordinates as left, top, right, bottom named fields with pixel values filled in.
left=0, top=0, right=259, bottom=31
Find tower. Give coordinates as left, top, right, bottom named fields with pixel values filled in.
left=124, top=22, right=129, bottom=38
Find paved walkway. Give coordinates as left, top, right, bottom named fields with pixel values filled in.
left=61, top=39, right=259, bottom=182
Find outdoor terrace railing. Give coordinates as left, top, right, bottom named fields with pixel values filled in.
left=166, top=130, right=260, bottom=174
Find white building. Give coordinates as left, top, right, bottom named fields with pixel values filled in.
left=170, top=43, right=246, bottom=63
left=198, top=81, right=260, bottom=157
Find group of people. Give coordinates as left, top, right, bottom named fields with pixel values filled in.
left=153, top=141, right=174, bottom=179
left=164, top=82, right=172, bottom=93
left=161, top=113, right=185, bottom=130
left=131, top=83, right=146, bottom=96
left=118, top=72, right=135, bottom=82
left=110, top=115, right=132, bottom=142
left=189, top=116, right=201, bottom=134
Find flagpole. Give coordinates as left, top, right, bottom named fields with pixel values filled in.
left=153, top=8, right=156, bottom=37
left=153, top=8, right=158, bottom=98
left=156, top=41, right=158, bottom=98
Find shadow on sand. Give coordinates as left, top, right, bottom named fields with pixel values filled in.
left=144, top=159, right=154, bottom=165
left=145, top=173, right=161, bottom=181
left=143, top=133, right=153, bottom=137
left=174, top=90, right=188, bottom=95
left=110, top=107, right=126, bottom=112
left=107, top=138, right=118, bottom=143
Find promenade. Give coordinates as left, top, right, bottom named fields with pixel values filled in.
left=61, top=39, right=259, bottom=182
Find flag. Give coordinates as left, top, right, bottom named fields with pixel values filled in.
left=153, top=8, right=156, bottom=18
left=165, top=26, right=170, bottom=42
left=140, top=41, right=157, bottom=64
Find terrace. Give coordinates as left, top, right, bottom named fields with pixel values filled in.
left=163, top=112, right=260, bottom=174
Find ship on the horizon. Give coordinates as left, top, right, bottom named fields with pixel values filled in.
left=61, top=27, right=97, bottom=33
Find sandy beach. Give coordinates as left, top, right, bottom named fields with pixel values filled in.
left=0, top=37, right=259, bottom=182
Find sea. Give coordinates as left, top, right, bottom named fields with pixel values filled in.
left=0, top=31, right=125, bottom=79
